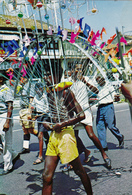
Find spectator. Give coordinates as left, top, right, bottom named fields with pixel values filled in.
left=0, top=73, right=20, bottom=175
left=31, top=82, right=50, bottom=165
left=70, top=64, right=111, bottom=169
left=19, top=78, right=38, bottom=154
left=96, top=75, right=124, bottom=150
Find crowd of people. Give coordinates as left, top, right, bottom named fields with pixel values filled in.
left=0, top=65, right=125, bottom=194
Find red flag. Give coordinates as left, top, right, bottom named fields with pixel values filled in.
left=100, top=27, right=106, bottom=40
left=107, top=34, right=116, bottom=45
left=87, top=30, right=94, bottom=42
left=125, top=48, right=132, bottom=55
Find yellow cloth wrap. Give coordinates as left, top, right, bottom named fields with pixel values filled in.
left=53, top=81, right=73, bottom=92
left=46, top=126, right=79, bottom=164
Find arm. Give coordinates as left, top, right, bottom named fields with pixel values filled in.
left=82, top=77, right=99, bottom=94
left=3, top=101, right=13, bottom=132
left=53, top=89, right=85, bottom=132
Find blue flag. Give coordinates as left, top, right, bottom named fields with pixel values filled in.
left=83, top=23, right=91, bottom=38
left=8, top=39, right=19, bottom=50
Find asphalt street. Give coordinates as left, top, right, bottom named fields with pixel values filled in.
left=0, top=102, right=132, bottom=195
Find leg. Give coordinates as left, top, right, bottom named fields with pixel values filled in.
left=96, top=107, right=107, bottom=148
left=75, top=129, right=91, bottom=162
left=23, top=132, right=30, bottom=149
left=38, top=132, right=43, bottom=158
left=3, top=120, right=18, bottom=171
left=19, top=126, right=31, bottom=154
left=19, top=108, right=33, bottom=153
left=105, top=104, right=123, bottom=143
left=37, top=116, right=49, bottom=148
left=28, top=127, right=38, bottom=136
left=42, top=155, right=59, bottom=195
left=3, top=128, right=13, bottom=171
left=85, top=125, right=108, bottom=160
left=70, top=156, right=93, bottom=195
left=75, top=130, right=90, bottom=154
left=33, top=131, right=44, bottom=165
left=43, top=131, right=49, bottom=148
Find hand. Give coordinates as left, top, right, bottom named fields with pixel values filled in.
left=27, top=114, right=32, bottom=120
left=114, top=94, right=120, bottom=102
left=81, top=76, right=86, bottom=83
left=3, top=127, right=9, bottom=132
left=3, top=122, right=10, bottom=132
left=53, top=123, right=62, bottom=133
left=43, top=122, right=52, bottom=131
left=34, top=115, right=39, bottom=120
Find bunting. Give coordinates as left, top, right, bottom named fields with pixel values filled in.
left=100, top=27, right=107, bottom=41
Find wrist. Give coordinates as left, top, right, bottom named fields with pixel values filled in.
left=82, top=77, right=86, bottom=83
left=6, top=119, right=10, bottom=122
left=61, top=121, right=68, bottom=128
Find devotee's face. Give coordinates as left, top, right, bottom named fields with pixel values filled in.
left=75, top=64, right=83, bottom=79
left=44, top=73, right=52, bottom=86
left=64, top=71, right=68, bottom=79
left=68, top=70, right=71, bottom=77
left=64, top=70, right=71, bottom=79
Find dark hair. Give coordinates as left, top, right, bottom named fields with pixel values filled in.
left=95, top=74, right=105, bottom=80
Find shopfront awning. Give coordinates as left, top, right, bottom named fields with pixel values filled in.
left=0, top=34, right=20, bottom=41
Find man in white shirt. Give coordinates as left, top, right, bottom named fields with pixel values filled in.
left=31, top=82, right=50, bottom=164
left=96, top=75, right=124, bottom=150
left=0, top=73, right=19, bottom=175
left=70, top=64, right=111, bottom=169
left=62, top=65, right=111, bottom=169
left=19, top=78, right=37, bottom=154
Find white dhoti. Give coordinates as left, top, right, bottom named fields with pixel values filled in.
left=74, top=109, right=93, bottom=131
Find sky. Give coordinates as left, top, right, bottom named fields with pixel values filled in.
left=81, top=0, right=132, bottom=41
left=0, top=0, right=132, bottom=42
left=61, top=0, right=132, bottom=42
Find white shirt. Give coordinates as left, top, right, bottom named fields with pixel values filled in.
left=70, top=80, right=93, bottom=126
left=70, top=80, right=90, bottom=111
left=0, top=84, right=14, bottom=114
left=97, top=82, right=115, bottom=104
left=32, top=92, right=49, bottom=113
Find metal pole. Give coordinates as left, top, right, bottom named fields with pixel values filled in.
left=31, top=7, right=38, bottom=34
left=25, top=3, right=29, bottom=18
left=38, top=8, right=44, bottom=34
left=59, top=0, right=64, bottom=29
left=22, top=17, right=27, bottom=36
left=33, top=14, right=38, bottom=34
left=53, top=1, right=58, bottom=31
left=44, top=4, right=49, bottom=27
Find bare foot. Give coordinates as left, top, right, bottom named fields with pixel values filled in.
left=84, top=149, right=92, bottom=163
left=68, top=164, right=73, bottom=169
left=102, top=151, right=109, bottom=161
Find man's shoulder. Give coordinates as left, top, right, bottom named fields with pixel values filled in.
left=63, top=88, right=72, bottom=97
left=0, top=84, right=9, bottom=91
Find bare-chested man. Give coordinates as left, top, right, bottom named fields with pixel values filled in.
left=42, top=71, right=93, bottom=195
